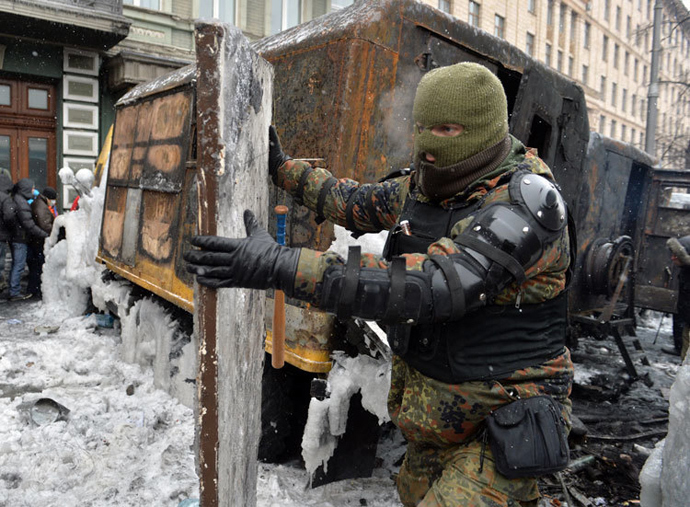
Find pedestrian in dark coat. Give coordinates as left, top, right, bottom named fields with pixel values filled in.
left=667, top=235, right=690, bottom=360
left=2, top=178, right=48, bottom=300
left=29, top=187, right=57, bottom=298
left=0, top=171, right=13, bottom=292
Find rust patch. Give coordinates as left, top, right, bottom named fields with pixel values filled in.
left=101, top=187, right=127, bottom=258
left=147, top=145, right=183, bottom=174
left=140, top=192, right=177, bottom=262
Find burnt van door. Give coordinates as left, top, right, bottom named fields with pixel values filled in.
left=509, top=65, right=587, bottom=209
left=510, top=66, right=562, bottom=169
left=636, top=176, right=690, bottom=313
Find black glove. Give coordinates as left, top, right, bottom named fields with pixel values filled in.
left=184, top=209, right=300, bottom=293
left=269, top=125, right=291, bottom=182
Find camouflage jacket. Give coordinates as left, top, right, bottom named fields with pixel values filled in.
left=276, top=135, right=570, bottom=308
left=276, top=135, right=574, bottom=448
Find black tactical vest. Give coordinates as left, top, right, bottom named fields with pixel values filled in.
left=384, top=189, right=567, bottom=384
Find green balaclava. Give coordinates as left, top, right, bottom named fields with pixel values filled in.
left=413, top=62, right=511, bottom=201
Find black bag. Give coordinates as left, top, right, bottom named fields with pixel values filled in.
left=486, top=395, right=569, bottom=479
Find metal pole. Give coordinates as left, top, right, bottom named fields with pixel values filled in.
left=645, top=0, right=663, bottom=156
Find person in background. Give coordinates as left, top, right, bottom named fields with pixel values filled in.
left=2, top=178, right=49, bottom=301
left=0, top=171, right=14, bottom=294
left=186, top=62, right=574, bottom=506
left=666, top=235, right=690, bottom=360
left=28, top=186, right=58, bottom=299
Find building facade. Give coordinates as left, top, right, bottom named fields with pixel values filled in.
left=421, top=0, right=690, bottom=169
left=0, top=0, right=351, bottom=209
left=1, top=0, right=688, bottom=210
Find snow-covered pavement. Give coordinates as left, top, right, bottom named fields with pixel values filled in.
left=0, top=299, right=403, bottom=507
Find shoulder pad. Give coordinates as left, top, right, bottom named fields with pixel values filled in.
left=509, top=172, right=566, bottom=232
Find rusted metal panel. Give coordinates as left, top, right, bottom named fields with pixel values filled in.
left=121, top=187, right=142, bottom=266
left=569, top=134, right=653, bottom=315
left=101, top=185, right=127, bottom=259
left=635, top=170, right=690, bottom=313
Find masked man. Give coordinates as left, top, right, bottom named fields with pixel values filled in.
left=186, top=62, right=574, bottom=506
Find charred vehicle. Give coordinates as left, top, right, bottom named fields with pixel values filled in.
left=93, top=0, right=690, bottom=479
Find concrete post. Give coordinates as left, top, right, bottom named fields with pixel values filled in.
left=194, top=21, right=273, bottom=507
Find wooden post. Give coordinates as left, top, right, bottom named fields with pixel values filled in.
left=195, top=22, right=273, bottom=507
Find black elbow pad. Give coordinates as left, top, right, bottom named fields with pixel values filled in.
left=319, top=247, right=434, bottom=325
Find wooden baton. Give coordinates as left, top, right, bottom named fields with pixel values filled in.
left=272, top=205, right=289, bottom=369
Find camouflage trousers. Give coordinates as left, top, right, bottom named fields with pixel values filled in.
left=389, top=351, right=574, bottom=506
left=396, top=438, right=539, bottom=507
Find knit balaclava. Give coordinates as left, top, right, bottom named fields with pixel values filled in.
left=412, top=62, right=510, bottom=200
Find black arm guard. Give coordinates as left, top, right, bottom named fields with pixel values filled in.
left=319, top=173, right=567, bottom=324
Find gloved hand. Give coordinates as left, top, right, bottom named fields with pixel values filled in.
left=269, top=125, right=291, bottom=182
left=184, top=209, right=300, bottom=293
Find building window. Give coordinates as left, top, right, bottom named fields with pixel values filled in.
left=626, top=15, right=631, bottom=39
left=545, top=43, right=552, bottom=67
left=528, top=0, right=536, bottom=14
left=559, top=3, right=566, bottom=33
left=622, top=88, right=627, bottom=113
left=600, top=115, right=606, bottom=132
left=613, top=43, right=619, bottom=68
left=439, top=0, right=451, bottom=13
left=610, top=119, right=616, bottom=138
left=526, top=32, right=535, bottom=56
left=604, top=0, right=610, bottom=21
left=494, top=14, right=505, bottom=38
left=643, top=65, right=647, bottom=84
left=611, top=82, right=617, bottom=107
left=621, top=124, right=626, bottom=140
left=570, top=12, right=578, bottom=43
left=624, top=51, right=630, bottom=75
left=631, top=128, right=636, bottom=144
left=568, top=56, right=574, bottom=76
left=632, top=93, right=637, bottom=115
left=271, top=0, right=302, bottom=34
left=602, top=35, right=608, bottom=61
left=615, top=5, right=621, bottom=31
left=547, top=0, right=554, bottom=26
left=200, top=0, right=237, bottom=25
left=469, top=1, right=480, bottom=27
left=600, top=75, right=606, bottom=100
left=582, top=64, right=589, bottom=85
left=583, top=21, right=591, bottom=48
left=634, top=58, right=639, bottom=81
left=123, top=0, right=161, bottom=9
left=557, top=50, right=563, bottom=72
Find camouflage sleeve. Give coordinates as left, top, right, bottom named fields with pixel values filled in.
left=275, top=159, right=409, bottom=234
left=292, top=248, right=428, bottom=304
left=290, top=208, right=569, bottom=307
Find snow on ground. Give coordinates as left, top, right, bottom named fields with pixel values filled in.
left=0, top=299, right=405, bottom=507
left=0, top=303, right=198, bottom=506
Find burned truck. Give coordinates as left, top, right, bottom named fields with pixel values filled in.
left=94, top=0, right=690, bottom=479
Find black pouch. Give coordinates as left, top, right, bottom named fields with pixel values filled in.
left=486, top=395, right=569, bottom=479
